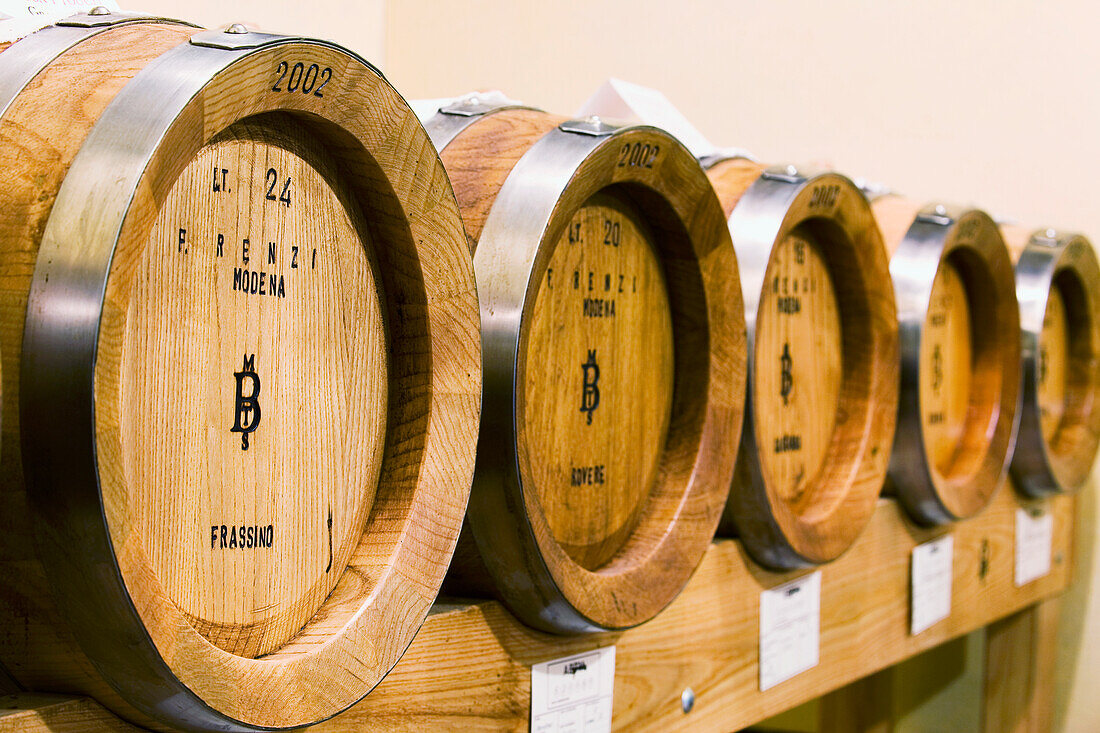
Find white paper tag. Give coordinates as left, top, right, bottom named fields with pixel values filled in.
left=759, top=571, right=821, bottom=691
left=576, top=78, right=713, bottom=159
left=1015, top=507, right=1053, bottom=586
left=0, top=0, right=120, bottom=43
left=911, top=534, right=953, bottom=635
left=576, top=78, right=755, bottom=162
left=531, top=646, right=615, bottom=733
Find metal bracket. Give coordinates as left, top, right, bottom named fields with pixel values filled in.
left=916, top=203, right=955, bottom=227
left=854, top=177, right=895, bottom=200
left=558, top=115, right=621, bottom=137
left=439, top=93, right=522, bottom=117
left=58, top=9, right=175, bottom=28
left=1030, top=228, right=1063, bottom=247
left=698, top=147, right=757, bottom=169
left=761, top=164, right=809, bottom=185
left=189, top=26, right=289, bottom=50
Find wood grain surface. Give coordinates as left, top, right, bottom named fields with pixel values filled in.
left=130, top=118, right=388, bottom=659
left=0, top=695, right=142, bottom=733
left=0, top=21, right=197, bottom=725
left=1038, top=287, right=1069, bottom=444
left=0, top=26, right=480, bottom=731
left=708, top=159, right=897, bottom=567
left=982, top=598, right=1062, bottom=733
left=876, top=197, right=1020, bottom=523
left=441, top=110, right=746, bottom=632
left=752, top=231, right=842, bottom=505
left=920, top=262, right=973, bottom=474
left=2, top=485, right=1072, bottom=732
left=1002, top=224, right=1100, bottom=494
left=440, top=108, right=562, bottom=252
left=525, top=191, right=674, bottom=570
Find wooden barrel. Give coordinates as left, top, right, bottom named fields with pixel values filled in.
left=871, top=196, right=1021, bottom=524
left=703, top=156, right=898, bottom=569
left=0, top=15, right=479, bottom=732
left=424, top=98, right=747, bottom=633
left=1001, top=225, right=1100, bottom=496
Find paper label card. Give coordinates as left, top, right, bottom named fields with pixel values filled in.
left=576, top=78, right=717, bottom=159
left=911, top=534, right=953, bottom=635
left=1015, top=507, right=1053, bottom=587
left=531, top=646, right=615, bottom=733
left=759, top=571, right=821, bottom=691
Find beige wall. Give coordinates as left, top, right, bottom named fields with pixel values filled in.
left=135, top=0, right=386, bottom=64
left=124, top=2, right=1100, bottom=730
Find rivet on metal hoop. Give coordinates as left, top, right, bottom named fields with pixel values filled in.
left=88, top=6, right=112, bottom=15
left=225, top=23, right=249, bottom=34
left=681, top=687, right=695, bottom=713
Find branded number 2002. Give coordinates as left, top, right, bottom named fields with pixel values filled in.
left=272, top=61, right=332, bottom=97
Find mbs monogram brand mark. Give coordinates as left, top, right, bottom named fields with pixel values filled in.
left=580, top=349, right=601, bottom=425
left=780, top=342, right=793, bottom=405
left=231, top=354, right=262, bottom=450
left=932, top=343, right=944, bottom=392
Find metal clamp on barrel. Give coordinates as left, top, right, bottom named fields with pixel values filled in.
left=697, top=146, right=758, bottom=170
left=726, top=163, right=828, bottom=325
left=0, top=8, right=195, bottom=118
left=21, top=23, right=472, bottom=730
left=423, top=92, right=537, bottom=150
left=468, top=117, right=744, bottom=632
left=1012, top=228, right=1100, bottom=496
left=709, top=157, right=897, bottom=569
left=855, top=177, right=896, bottom=202
left=887, top=201, right=1021, bottom=524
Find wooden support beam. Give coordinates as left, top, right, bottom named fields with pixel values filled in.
left=0, top=489, right=1075, bottom=732
left=983, top=598, right=1062, bottom=733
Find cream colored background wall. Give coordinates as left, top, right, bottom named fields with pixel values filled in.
left=134, top=1, right=1100, bottom=730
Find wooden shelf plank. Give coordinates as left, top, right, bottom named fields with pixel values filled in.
left=0, top=695, right=140, bottom=732
left=1, top=486, right=1075, bottom=732
left=322, top=486, right=1073, bottom=732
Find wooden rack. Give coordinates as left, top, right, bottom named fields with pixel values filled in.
left=0, top=484, right=1075, bottom=732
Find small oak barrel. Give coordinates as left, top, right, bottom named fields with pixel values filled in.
left=424, top=98, right=747, bottom=633
left=1001, top=225, right=1100, bottom=496
left=703, top=156, right=898, bottom=569
left=0, top=14, right=479, bottom=732
left=871, top=196, right=1021, bottom=524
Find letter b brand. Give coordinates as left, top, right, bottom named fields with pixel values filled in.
left=231, top=353, right=261, bottom=450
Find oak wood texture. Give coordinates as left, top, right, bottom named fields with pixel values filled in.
left=526, top=192, right=674, bottom=570
left=707, top=158, right=899, bottom=568
left=982, top=598, right=1062, bottom=733
left=4, top=486, right=1074, bottom=732
left=0, top=19, right=197, bottom=726
left=0, top=695, right=142, bottom=733
left=818, top=670, right=895, bottom=733
left=135, top=119, right=388, bottom=659
left=1002, top=225, right=1100, bottom=495
left=437, top=109, right=747, bottom=632
left=875, top=197, right=1021, bottom=525
left=0, top=25, right=479, bottom=732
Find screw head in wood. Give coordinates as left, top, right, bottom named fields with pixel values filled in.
left=681, top=687, right=695, bottom=713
